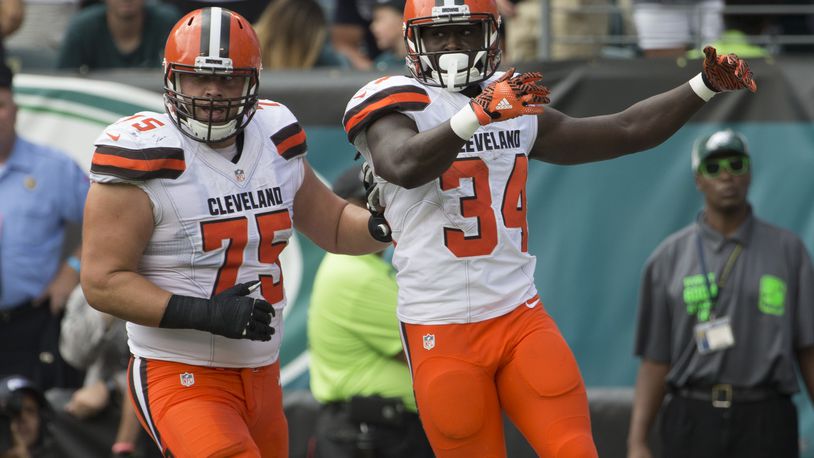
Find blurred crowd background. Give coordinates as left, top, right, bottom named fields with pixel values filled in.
left=1, top=0, right=813, bottom=74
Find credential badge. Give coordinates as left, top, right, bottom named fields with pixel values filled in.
left=24, top=176, right=37, bottom=190
left=180, top=372, right=195, bottom=387
left=423, top=333, right=436, bottom=350
left=235, top=169, right=246, bottom=182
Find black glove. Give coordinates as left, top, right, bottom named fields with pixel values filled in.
left=361, top=161, right=392, bottom=243
left=159, top=282, right=275, bottom=341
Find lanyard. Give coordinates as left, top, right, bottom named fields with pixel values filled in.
left=695, top=230, right=743, bottom=312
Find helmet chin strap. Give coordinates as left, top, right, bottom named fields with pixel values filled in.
left=432, top=53, right=483, bottom=92
left=182, top=117, right=238, bottom=143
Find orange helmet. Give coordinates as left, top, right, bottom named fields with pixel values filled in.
left=403, top=0, right=501, bottom=91
left=163, top=7, right=262, bottom=143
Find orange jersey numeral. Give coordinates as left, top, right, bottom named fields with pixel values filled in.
left=440, top=155, right=529, bottom=257
left=200, top=211, right=291, bottom=302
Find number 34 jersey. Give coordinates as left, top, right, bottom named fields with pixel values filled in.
left=88, top=101, right=307, bottom=368
left=345, top=74, right=540, bottom=325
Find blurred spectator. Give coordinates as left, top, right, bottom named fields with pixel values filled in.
left=308, top=166, right=433, bottom=458
left=0, top=62, right=87, bottom=391
left=59, top=285, right=153, bottom=458
left=0, top=0, right=23, bottom=43
left=3, top=0, right=75, bottom=56
left=506, top=0, right=611, bottom=62
left=686, top=0, right=769, bottom=59
left=161, top=0, right=270, bottom=23
left=0, top=375, right=59, bottom=458
left=762, top=0, right=814, bottom=54
left=370, top=0, right=405, bottom=71
left=56, top=0, right=180, bottom=71
left=633, top=0, right=723, bottom=57
left=254, top=0, right=343, bottom=70
left=332, top=0, right=381, bottom=70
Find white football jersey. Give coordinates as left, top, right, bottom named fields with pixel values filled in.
left=344, top=74, right=539, bottom=324
left=89, top=101, right=307, bottom=367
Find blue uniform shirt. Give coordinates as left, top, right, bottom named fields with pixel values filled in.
left=0, top=136, right=89, bottom=309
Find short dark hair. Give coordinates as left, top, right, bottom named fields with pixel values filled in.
left=0, top=62, right=12, bottom=90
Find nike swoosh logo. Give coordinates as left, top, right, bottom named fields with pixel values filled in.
left=106, top=132, right=120, bottom=141
left=353, top=90, right=367, bottom=99
left=525, top=299, right=540, bottom=309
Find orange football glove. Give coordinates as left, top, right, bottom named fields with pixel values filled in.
left=470, top=68, right=550, bottom=126
left=702, top=46, right=757, bottom=93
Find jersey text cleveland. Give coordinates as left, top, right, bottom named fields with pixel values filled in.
left=460, top=129, right=521, bottom=153
left=207, top=187, right=284, bottom=216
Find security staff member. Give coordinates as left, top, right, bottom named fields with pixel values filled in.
left=0, top=63, right=87, bottom=389
left=627, top=129, right=814, bottom=458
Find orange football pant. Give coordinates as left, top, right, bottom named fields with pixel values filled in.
left=127, top=357, right=288, bottom=458
left=402, top=296, right=598, bottom=458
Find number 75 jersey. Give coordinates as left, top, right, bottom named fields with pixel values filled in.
left=88, top=102, right=306, bottom=368
left=345, top=74, right=540, bottom=325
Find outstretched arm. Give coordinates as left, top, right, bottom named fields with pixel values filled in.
left=532, top=46, right=757, bottom=164
left=531, top=85, right=704, bottom=164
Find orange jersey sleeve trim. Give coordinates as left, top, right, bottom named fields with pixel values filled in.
left=91, top=145, right=186, bottom=180
left=343, top=85, right=430, bottom=142
left=270, top=122, right=307, bottom=160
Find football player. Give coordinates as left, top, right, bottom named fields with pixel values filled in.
left=344, top=0, right=757, bottom=456
left=80, top=8, right=389, bottom=457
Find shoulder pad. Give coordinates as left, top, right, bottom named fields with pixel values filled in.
left=90, top=112, right=186, bottom=181
left=254, top=100, right=307, bottom=160
left=343, top=76, right=430, bottom=143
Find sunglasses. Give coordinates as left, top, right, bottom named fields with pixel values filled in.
left=699, top=156, right=750, bottom=178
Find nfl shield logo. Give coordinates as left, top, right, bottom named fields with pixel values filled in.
left=423, top=334, right=435, bottom=350
left=180, top=372, right=195, bottom=387
left=234, top=169, right=246, bottom=182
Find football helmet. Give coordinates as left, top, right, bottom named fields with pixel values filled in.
left=403, top=0, right=501, bottom=91
left=163, top=7, right=262, bottom=143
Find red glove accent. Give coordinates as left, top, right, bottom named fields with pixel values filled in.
left=470, top=67, right=551, bottom=125
left=702, top=46, right=757, bottom=93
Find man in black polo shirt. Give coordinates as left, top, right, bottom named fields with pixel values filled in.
left=627, top=129, right=814, bottom=458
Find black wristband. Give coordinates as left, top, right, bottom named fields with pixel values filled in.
left=368, top=213, right=392, bottom=243
left=159, top=294, right=210, bottom=330
left=700, top=71, right=720, bottom=93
